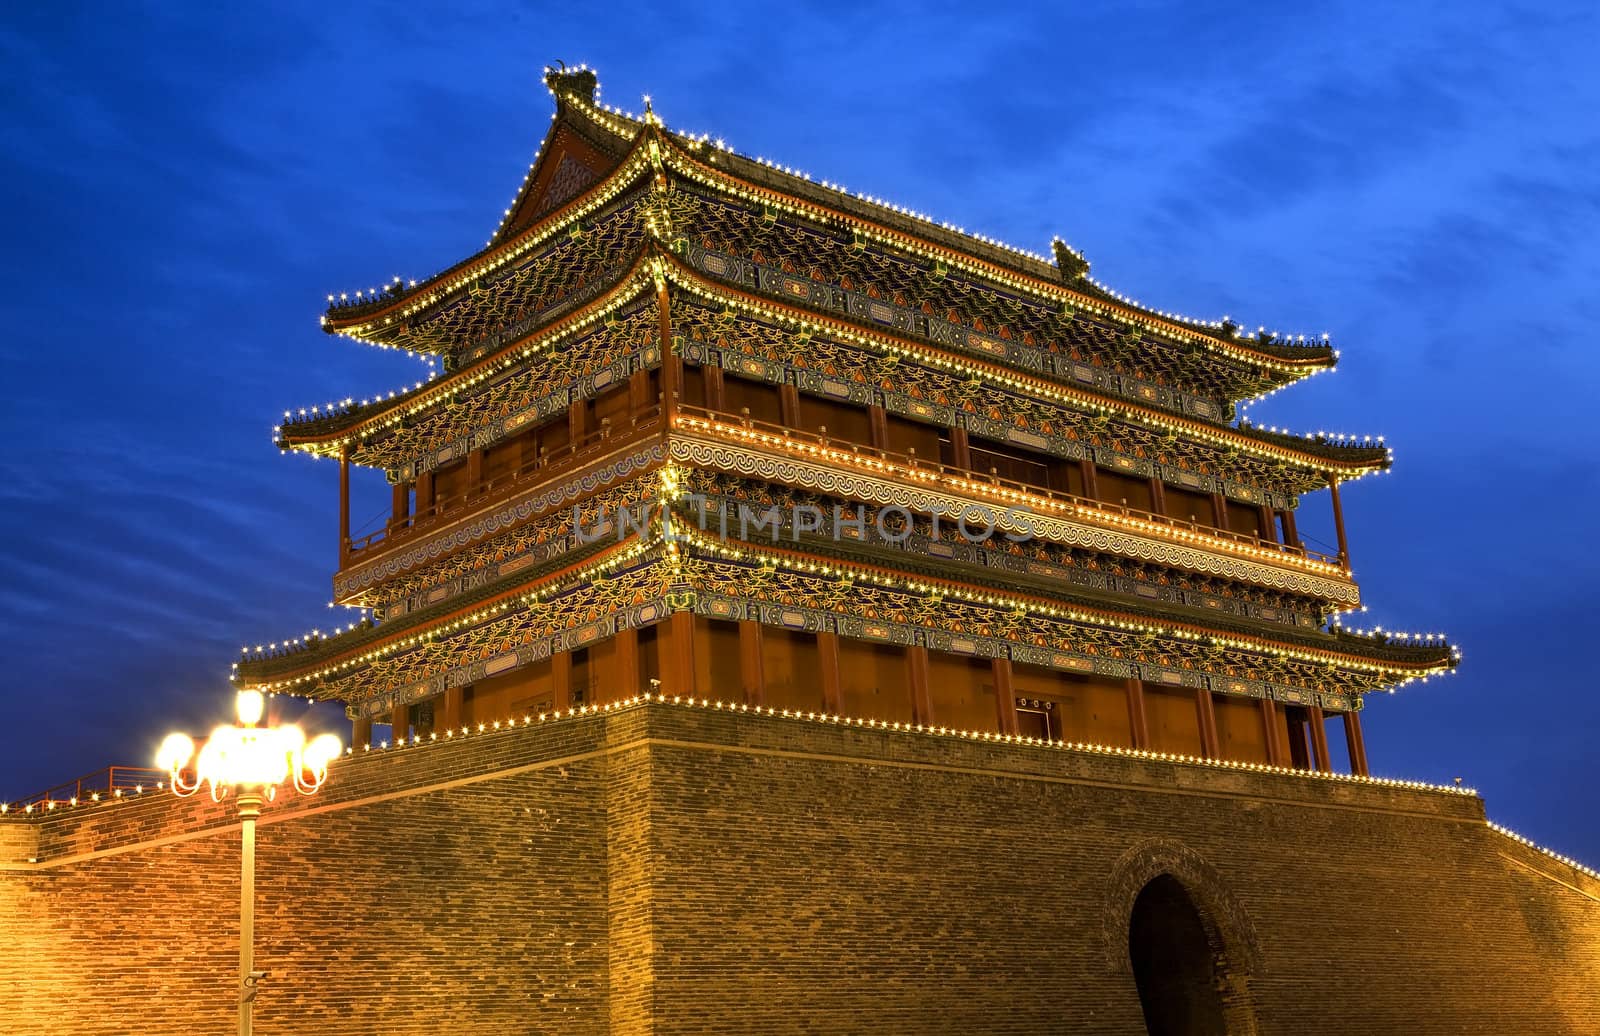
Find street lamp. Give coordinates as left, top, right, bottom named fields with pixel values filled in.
left=156, top=690, right=341, bottom=1036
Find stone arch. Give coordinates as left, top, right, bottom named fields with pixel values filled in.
left=1103, top=838, right=1263, bottom=1034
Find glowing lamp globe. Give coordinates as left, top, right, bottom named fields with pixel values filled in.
left=158, top=690, right=341, bottom=802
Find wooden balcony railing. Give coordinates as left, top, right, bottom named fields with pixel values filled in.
left=344, top=406, right=663, bottom=560
left=672, top=404, right=1342, bottom=569
left=338, top=397, right=1341, bottom=580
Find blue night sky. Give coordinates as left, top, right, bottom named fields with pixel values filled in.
left=2, top=4, right=1596, bottom=860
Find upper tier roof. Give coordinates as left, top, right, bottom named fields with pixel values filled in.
left=281, top=247, right=1391, bottom=490
left=321, top=66, right=1336, bottom=396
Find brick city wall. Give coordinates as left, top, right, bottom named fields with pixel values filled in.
left=1, top=700, right=1596, bottom=1035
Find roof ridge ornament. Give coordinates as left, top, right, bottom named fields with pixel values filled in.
left=1052, top=237, right=1090, bottom=286
left=544, top=62, right=598, bottom=106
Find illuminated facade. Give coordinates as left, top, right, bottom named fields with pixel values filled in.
left=236, top=65, right=1456, bottom=775
left=15, top=69, right=1600, bottom=1036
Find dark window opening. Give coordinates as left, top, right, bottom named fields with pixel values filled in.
left=680, top=364, right=706, bottom=408
left=884, top=414, right=941, bottom=459
left=970, top=439, right=1050, bottom=487
left=1164, top=485, right=1214, bottom=526
left=570, top=647, right=592, bottom=706
left=1015, top=698, right=1055, bottom=740
left=797, top=394, right=872, bottom=444
left=1225, top=500, right=1264, bottom=540
left=1097, top=469, right=1154, bottom=511
left=722, top=373, right=783, bottom=425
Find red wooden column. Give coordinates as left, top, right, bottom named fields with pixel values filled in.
left=1343, top=710, right=1370, bottom=776
left=466, top=448, right=484, bottom=498
left=667, top=355, right=687, bottom=413
left=908, top=645, right=933, bottom=726
left=442, top=686, right=464, bottom=732
left=569, top=398, right=588, bottom=447
left=1194, top=689, right=1220, bottom=758
left=416, top=470, right=436, bottom=520
left=779, top=383, right=801, bottom=428
left=817, top=631, right=842, bottom=714
left=1279, top=508, right=1301, bottom=550
left=628, top=368, right=652, bottom=418
left=1210, top=491, right=1230, bottom=530
left=949, top=426, right=973, bottom=470
left=390, top=481, right=410, bottom=530
left=657, top=281, right=678, bottom=428
left=1148, top=476, right=1168, bottom=517
left=1125, top=677, right=1150, bottom=749
left=662, top=611, right=697, bottom=696
left=613, top=627, right=641, bottom=700
left=552, top=650, right=573, bottom=711
left=868, top=404, right=889, bottom=450
left=1260, top=698, right=1286, bottom=766
left=1079, top=459, right=1100, bottom=500
left=1307, top=704, right=1333, bottom=772
left=1329, top=474, right=1351, bottom=569
left=738, top=621, right=765, bottom=705
left=705, top=363, right=726, bottom=411
left=338, top=442, right=351, bottom=562
left=351, top=715, right=372, bottom=750
left=1257, top=504, right=1278, bottom=544
left=992, top=658, right=1020, bottom=735
left=389, top=702, right=409, bottom=743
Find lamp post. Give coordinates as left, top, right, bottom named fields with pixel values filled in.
left=157, top=690, right=341, bottom=1036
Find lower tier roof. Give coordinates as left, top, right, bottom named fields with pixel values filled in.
left=234, top=521, right=1455, bottom=715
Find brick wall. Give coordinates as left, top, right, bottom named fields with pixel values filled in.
left=0, top=714, right=620, bottom=1035
left=1, top=700, right=1595, bottom=1034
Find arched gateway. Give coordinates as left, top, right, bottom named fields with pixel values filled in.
left=1105, top=839, right=1261, bottom=1035
left=1130, top=875, right=1228, bottom=1035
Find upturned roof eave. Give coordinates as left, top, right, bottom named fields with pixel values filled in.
left=233, top=528, right=1455, bottom=693
left=234, top=532, right=654, bottom=688
left=319, top=112, right=650, bottom=341
left=657, top=252, right=1388, bottom=480
left=650, top=128, right=1337, bottom=380
left=278, top=252, right=661, bottom=461
left=731, top=531, right=1457, bottom=675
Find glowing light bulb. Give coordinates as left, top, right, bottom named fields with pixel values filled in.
left=155, top=733, right=196, bottom=773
